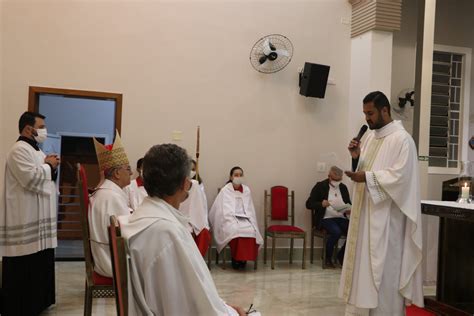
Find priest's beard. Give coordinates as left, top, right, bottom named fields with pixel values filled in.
left=367, top=115, right=385, bottom=130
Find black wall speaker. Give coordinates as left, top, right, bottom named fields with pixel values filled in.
left=299, top=62, right=330, bottom=98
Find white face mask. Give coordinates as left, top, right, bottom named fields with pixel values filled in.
left=330, top=180, right=341, bottom=187
left=232, top=177, right=244, bottom=186
left=34, top=128, right=48, bottom=143
left=190, top=170, right=196, bottom=178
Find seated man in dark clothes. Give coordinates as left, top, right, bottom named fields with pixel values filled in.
left=306, top=166, right=351, bottom=268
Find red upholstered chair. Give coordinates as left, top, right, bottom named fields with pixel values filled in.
left=109, top=215, right=128, bottom=316
left=264, top=186, right=306, bottom=269
left=77, top=164, right=114, bottom=316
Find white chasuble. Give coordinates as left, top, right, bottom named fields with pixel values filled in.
left=339, top=121, right=424, bottom=313
left=120, top=197, right=239, bottom=316
left=89, top=179, right=131, bottom=277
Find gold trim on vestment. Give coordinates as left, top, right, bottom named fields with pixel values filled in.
left=342, top=137, right=384, bottom=301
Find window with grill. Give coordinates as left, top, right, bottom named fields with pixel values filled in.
left=429, top=51, right=464, bottom=169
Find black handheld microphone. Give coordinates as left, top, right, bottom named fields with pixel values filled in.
left=354, top=125, right=368, bottom=142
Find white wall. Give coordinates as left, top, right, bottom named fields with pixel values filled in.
left=0, top=0, right=353, bottom=248
left=0, top=1, right=4, bottom=191
left=391, top=0, right=418, bottom=134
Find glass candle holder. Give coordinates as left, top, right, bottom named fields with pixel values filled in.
left=457, top=161, right=472, bottom=203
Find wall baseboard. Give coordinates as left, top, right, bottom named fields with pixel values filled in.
left=208, top=247, right=323, bottom=262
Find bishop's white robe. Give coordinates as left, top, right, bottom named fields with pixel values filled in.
left=120, top=197, right=239, bottom=316
left=124, top=178, right=147, bottom=211
left=209, top=183, right=263, bottom=253
left=0, top=140, right=57, bottom=256
left=89, top=179, right=132, bottom=277
left=339, top=121, right=424, bottom=315
left=179, top=179, right=210, bottom=235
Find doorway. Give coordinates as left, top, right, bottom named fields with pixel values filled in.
left=28, top=86, right=122, bottom=260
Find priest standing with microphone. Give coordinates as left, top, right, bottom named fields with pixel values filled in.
left=339, top=91, right=424, bottom=316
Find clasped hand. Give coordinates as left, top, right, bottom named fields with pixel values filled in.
left=345, top=171, right=366, bottom=183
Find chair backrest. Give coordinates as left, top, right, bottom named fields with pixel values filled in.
left=264, top=186, right=295, bottom=228
left=109, top=215, right=128, bottom=316
left=77, top=163, right=95, bottom=285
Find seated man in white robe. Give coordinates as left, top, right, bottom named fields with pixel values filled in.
left=88, top=133, right=133, bottom=278
left=209, top=166, right=263, bottom=270
left=120, top=144, right=246, bottom=316
left=124, top=157, right=147, bottom=211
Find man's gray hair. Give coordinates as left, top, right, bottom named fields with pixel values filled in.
left=104, top=166, right=121, bottom=179
left=329, top=166, right=343, bottom=177
left=142, top=144, right=191, bottom=198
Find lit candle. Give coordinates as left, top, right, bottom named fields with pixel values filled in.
left=461, top=183, right=470, bottom=199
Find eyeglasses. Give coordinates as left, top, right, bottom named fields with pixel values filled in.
left=121, top=166, right=132, bottom=172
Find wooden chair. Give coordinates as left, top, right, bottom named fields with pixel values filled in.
left=263, top=186, right=306, bottom=269
left=309, top=210, right=346, bottom=269
left=109, top=215, right=128, bottom=316
left=77, top=163, right=114, bottom=316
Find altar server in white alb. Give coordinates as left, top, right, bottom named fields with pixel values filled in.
left=0, top=111, right=60, bottom=315
left=120, top=144, right=246, bottom=316
left=209, top=166, right=263, bottom=270
left=89, top=132, right=132, bottom=278
left=124, top=157, right=147, bottom=211
left=342, top=91, right=423, bottom=316
left=179, top=167, right=211, bottom=256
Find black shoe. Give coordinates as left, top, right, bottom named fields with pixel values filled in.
left=325, top=260, right=336, bottom=269
left=337, top=257, right=344, bottom=267
left=231, top=258, right=240, bottom=270
left=239, top=261, right=247, bottom=270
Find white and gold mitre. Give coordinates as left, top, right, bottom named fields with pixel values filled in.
left=93, top=132, right=129, bottom=172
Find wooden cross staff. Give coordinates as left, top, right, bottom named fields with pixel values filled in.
left=196, top=126, right=200, bottom=182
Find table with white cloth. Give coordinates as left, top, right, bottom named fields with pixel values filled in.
left=421, top=200, right=474, bottom=315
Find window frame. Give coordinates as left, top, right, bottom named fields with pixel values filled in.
left=429, top=44, right=471, bottom=175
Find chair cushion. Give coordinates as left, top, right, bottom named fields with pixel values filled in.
left=267, top=225, right=304, bottom=233
left=271, top=186, right=288, bottom=220
left=92, top=271, right=113, bottom=286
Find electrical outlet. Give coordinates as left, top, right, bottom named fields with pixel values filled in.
left=172, top=131, right=182, bottom=141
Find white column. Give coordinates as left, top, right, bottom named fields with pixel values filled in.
left=348, top=30, right=394, bottom=138
left=413, top=0, right=437, bottom=285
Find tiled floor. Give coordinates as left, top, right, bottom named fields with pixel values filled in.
left=41, top=260, right=435, bottom=315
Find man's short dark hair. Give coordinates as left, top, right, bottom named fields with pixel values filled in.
left=363, top=91, right=391, bottom=114
left=18, top=111, right=45, bottom=133
left=137, top=158, right=144, bottom=169
left=143, top=144, right=191, bottom=198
